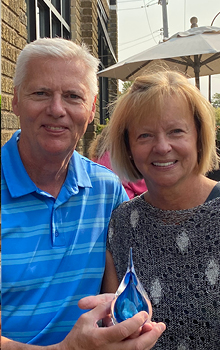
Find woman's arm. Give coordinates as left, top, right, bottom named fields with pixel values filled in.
left=101, top=250, right=119, bottom=293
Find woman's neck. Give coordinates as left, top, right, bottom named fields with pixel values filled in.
left=144, top=175, right=217, bottom=210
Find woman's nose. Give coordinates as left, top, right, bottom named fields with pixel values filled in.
left=47, top=95, right=66, bottom=118
left=153, top=135, right=172, bottom=154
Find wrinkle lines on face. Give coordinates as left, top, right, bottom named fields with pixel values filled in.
left=13, top=57, right=96, bottom=166
left=127, top=96, right=199, bottom=191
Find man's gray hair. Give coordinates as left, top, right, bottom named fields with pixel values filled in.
left=14, top=37, right=100, bottom=97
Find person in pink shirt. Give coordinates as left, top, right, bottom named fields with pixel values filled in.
left=88, top=127, right=147, bottom=199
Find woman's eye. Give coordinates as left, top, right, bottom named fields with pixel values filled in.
left=139, top=133, right=152, bottom=139
left=172, top=129, right=184, bottom=134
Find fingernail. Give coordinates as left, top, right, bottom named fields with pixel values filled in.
left=159, top=323, right=166, bottom=332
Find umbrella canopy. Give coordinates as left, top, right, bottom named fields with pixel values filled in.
left=98, top=26, right=220, bottom=89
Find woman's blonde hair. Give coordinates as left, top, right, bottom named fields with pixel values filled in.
left=107, top=70, right=219, bottom=182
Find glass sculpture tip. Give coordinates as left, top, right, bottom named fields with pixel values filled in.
left=129, top=247, right=133, bottom=269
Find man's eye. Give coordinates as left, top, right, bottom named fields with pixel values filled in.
left=35, top=91, right=46, bottom=96
left=69, top=94, right=81, bottom=99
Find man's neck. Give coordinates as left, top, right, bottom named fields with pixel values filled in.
left=27, top=161, right=69, bottom=198
left=18, top=143, right=72, bottom=198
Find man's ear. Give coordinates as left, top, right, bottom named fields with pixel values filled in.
left=12, top=88, right=20, bottom=116
left=88, top=95, right=97, bottom=124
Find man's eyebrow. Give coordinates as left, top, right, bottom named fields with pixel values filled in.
left=64, top=90, right=78, bottom=93
left=32, top=87, right=85, bottom=95
left=63, top=89, right=85, bottom=97
left=35, top=87, right=51, bottom=92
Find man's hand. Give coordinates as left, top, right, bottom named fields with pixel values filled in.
left=60, top=294, right=166, bottom=350
left=2, top=294, right=166, bottom=350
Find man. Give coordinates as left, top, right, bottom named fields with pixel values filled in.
left=1, top=37, right=165, bottom=349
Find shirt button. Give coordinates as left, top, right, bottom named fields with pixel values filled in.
left=55, top=230, right=59, bottom=237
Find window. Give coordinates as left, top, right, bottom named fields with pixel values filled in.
left=51, top=0, right=60, bottom=13
left=98, top=4, right=109, bottom=124
left=98, top=1, right=117, bottom=124
left=27, top=0, right=70, bottom=42
left=52, top=13, right=61, bottom=37
left=98, top=22, right=109, bottom=124
left=36, top=1, right=50, bottom=38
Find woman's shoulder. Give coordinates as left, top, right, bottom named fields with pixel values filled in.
left=112, top=195, right=146, bottom=216
left=205, top=181, right=220, bottom=201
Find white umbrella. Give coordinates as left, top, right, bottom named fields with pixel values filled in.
left=98, top=26, right=220, bottom=90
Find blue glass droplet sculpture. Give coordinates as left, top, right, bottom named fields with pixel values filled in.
left=111, top=248, right=152, bottom=324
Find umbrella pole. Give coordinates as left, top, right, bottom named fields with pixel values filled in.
left=208, top=76, right=211, bottom=103
left=195, top=74, right=200, bottom=90
left=194, top=55, right=200, bottom=90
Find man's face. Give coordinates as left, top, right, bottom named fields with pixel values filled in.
left=13, top=57, right=96, bottom=161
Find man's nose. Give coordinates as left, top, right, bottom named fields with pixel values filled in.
left=153, top=135, right=172, bottom=154
left=47, top=95, right=66, bottom=118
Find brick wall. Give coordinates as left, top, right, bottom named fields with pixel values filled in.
left=76, top=0, right=100, bottom=156
left=70, top=0, right=81, bottom=44
left=74, top=0, right=118, bottom=157
left=1, top=0, right=27, bottom=146
left=1, top=0, right=118, bottom=157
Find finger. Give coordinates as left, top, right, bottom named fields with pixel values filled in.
left=102, top=311, right=149, bottom=342
left=126, top=319, right=154, bottom=339
left=126, top=326, right=143, bottom=339
left=155, top=322, right=166, bottom=332
left=81, top=300, right=113, bottom=325
left=124, top=322, right=166, bottom=350
left=141, top=322, right=154, bottom=334
left=141, top=323, right=166, bottom=349
left=102, top=314, right=114, bottom=327
left=78, top=293, right=115, bottom=310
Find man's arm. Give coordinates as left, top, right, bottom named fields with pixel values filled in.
left=1, top=337, right=56, bottom=350
left=2, top=294, right=165, bottom=350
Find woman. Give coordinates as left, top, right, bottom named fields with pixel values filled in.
left=102, top=70, right=220, bottom=350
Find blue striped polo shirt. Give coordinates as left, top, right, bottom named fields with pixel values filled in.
left=1, top=130, right=128, bottom=346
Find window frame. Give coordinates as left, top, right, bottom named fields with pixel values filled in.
left=27, top=0, right=70, bottom=42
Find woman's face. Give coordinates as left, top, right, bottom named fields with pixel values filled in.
left=128, top=96, right=199, bottom=190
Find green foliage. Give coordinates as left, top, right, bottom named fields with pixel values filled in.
left=96, top=124, right=106, bottom=135
left=96, top=118, right=109, bottom=135
left=121, top=81, right=133, bottom=95
left=212, top=93, right=220, bottom=108
left=215, top=107, right=220, bottom=122
left=215, top=107, right=220, bottom=142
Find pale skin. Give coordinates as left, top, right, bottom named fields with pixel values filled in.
left=101, top=94, right=217, bottom=327
left=12, top=57, right=96, bottom=198
left=127, top=96, right=217, bottom=210
left=2, top=56, right=166, bottom=349
left=1, top=294, right=166, bottom=350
